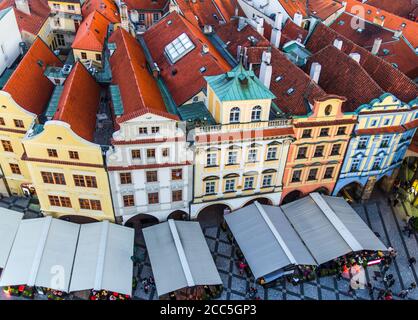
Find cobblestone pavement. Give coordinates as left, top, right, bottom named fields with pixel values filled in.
left=1, top=194, right=417, bottom=300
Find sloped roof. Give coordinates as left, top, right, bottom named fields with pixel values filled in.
left=206, top=63, right=276, bottom=101
left=82, top=0, right=121, bottom=24
left=3, top=37, right=63, bottom=115
left=305, top=23, right=418, bottom=105
left=0, top=0, right=50, bottom=35
left=109, top=28, right=178, bottom=122
left=272, top=0, right=343, bottom=20
left=72, top=10, right=110, bottom=51
left=123, top=0, right=168, bottom=11
left=142, top=11, right=231, bottom=106
left=53, top=62, right=101, bottom=141
left=362, top=0, right=418, bottom=20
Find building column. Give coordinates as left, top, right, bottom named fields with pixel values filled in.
left=361, top=176, right=377, bottom=201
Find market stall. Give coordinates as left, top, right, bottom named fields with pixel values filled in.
left=0, top=208, right=23, bottom=273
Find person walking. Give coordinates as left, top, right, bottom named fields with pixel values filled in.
left=366, top=282, right=373, bottom=299
left=408, top=282, right=416, bottom=291
left=408, top=257, right=416, bottom=268
left=399, top=289, right=409, bottom=299
left=377, top=289, right=385, bottom=300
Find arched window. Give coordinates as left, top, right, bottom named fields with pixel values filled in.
left=324, top=105, right=332, bottom=116
left=229, top=107, right=240, bottom=123
left=251, top=106, right=262, bottom=121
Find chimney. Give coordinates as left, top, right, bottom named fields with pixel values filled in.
left=394, top=29, right=402, bottom=38
left=293, top=12, right=303, bottom=27
left=202, top=44, right=209, bottom=55
left=237, top=16, right=247, bottom=31
left=120, top=3, right=130, bottom=32
left=255, top=16, right=264, bottom=35
left=236, top=45, right=242, bottom=61
left=259, top=51, right=273, bottom=89
left=333, top=38, right=343, bottom=50
left=309, top=62, right=321, bottom=84
left=234, top=6, right=239, bottom=16
left=270, top=12, right=283, bottom=48
left=15, top=0, right=30, bottom=15
left=349, top=52, right=361, bottom=63
left=371, top=38, right=382, bottom=55
left=169, top=0, right=179, bottom=13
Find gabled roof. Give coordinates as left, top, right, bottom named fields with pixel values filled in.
left=273, top=0, right=343, bottom=20
left=3, top=37, right=63, bottom=115
left=109, top=28, right=178, bottom=122
left=72, top=10, right=110, bottom=51
left=305, top=23, right=418, bottom=105
left=205, top=63, right=276, bottom=101
left=82, top=0, right=120, bottom=24
left=123, top=0, right=168, bottom=11
left=0, top=0, right=50, bottom=36
left=142, top=11, right=231, bottom=106
left=362, top=0, right=418, bottom=20
left=53, top=62, right=101, bottom=141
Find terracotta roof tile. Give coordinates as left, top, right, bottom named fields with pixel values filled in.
left=109, top=28, right=178, bottom=122
left=0, top=0, right=50, bottom=35
left=123, top=0, right=168, bottom=11
left=353, top=0, right=418, bottom=21
left=72, top=10, right=111, bottom=51
left=53, top=62, right=101, bottom=141
left=3, top=37, right=63, bottom=115
left=82, top=0, right=120, bottom=23
left=142, top=11, right=231, bottom=106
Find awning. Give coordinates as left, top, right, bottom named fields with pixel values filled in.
left=69, top=221, right=134, bottom=296
left=143, top=220, right=222, bottom=296
left=0, top=208, right=23, bottom=269
left=0, top=216, right=80, bottom=292
left=224, top=202, right=317, bottom=279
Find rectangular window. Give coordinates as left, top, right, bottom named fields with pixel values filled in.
left=60, top=197, right=72, bottom=208
left=381, top=136, right=390, bottom=148
left=225, top=179, right=236, bottom=192
left=85, top=176, right=97, bottom=188
left=324, top=167, right=334, bottom=179
left=350, top=159, right=361, bottom=172
left=162, top=148, right=169, bottom=157
left=146, top=171, right=158, bottom=183
left=172, top=190, right=182, bottom=202
left=13, top=119, right=24, bottom=128
left=307, top=168, right=318, bottom=181
left=81, top=52, right=87, bottom=59
left=67, top=5, right=75, bottom=10
left=151, top=127, right=160, bottom=134
left=296, top=147, right=307, bottom=159
left=244, top=177, right=254, bottom=190
left=96, top=54, right=102, bottom=61
left=0, top=117, right=5, bottom=125
left=153, top=13, right=159, bottom=21
left=227, top=151, right=237, bottom=164
left=171, top=169, right=182, bottom=180
left=79, top=199, right=90, bottom=210
left=69, top=151, right=79, bottom=159
left=48, top=195, right=61, bottom=206
left=47, top=149, right=58, bottom=158
left=372, top=158, right=382, bottom=170
left=337, top=126, right=346, bottom=135
left=319, top=128, right=329, bottom=137
left=53, top=173, right=66, bottom=185
left=330, top=144, right=341, bottom=156
left=262, top=174, right=272, bottom=187
left=358, top=137, right=368, bottom=149
left=131, top=150, right=141, bottom=159
left=247, top=149, right=257, bottom=162
left=73, top=175, right=86, bottom=187
left=123, top=195, right=135, bottom=207
left=302, top=129, right=312, bottom=138
left=266, top=147, right=277, bottom=160
left=120, top=172, right=132, bottom=184
left=9, top=163, right=21, bottom=175
left=291, top=170, right=302, bottom=183
left=139, top=13, right=145, bottom=21
left=207, top=153, right=217, bottom=166
left=90, top=200, right=102, bottom=211
left=314, top=146, right=324, bottom=158
left=148, top=192, right=159, bottom=204
left=147, top=149, right=156, bottom=159
left=1, top=140, right=13, bottom=152
left=41, top=172, right=54, bottom=184
left=205, top=181, right=216, bottom=194
left=139, top=127, right=148, bottom=134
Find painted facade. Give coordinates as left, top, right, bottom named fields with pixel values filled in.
left=0, top=7, right=22, bottom=75
left=333, top=94, right=418, bottom=199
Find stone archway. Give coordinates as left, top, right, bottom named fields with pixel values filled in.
left=312, top=187, right=330, bottom=195
left=243, top=197, right=273, bottom=207
left=337, top=181, right=364, bottom=203
left=197, top=203, right=231, bottom=228
left=60, top=215, right=99, bottom=224
left=281, top=190, right=303, bottom=205
left=125, top=213, right=159, bottom=230
left=167, top=210, right=189, bottom=221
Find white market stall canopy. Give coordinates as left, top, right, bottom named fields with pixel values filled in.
left=143, top=220, right=222, bottom=297
left=225, top=193, right=387, bottom=279
left=0, top=208, right=23, bottom=269
left=0, top=218, right=134, bottom=296
left=69, top=221, right=134, bottom=296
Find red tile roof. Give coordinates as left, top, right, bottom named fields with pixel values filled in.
left=72, top=10, right=111, bottom=51
left=142, top=11, right=231, bottom=106
left=0, top=0, right=50, bottom=35
left=82, top=0, right=120, bottom=24
left=356, top=125, right=405, bottom=135
left=344, top=0, right=418, bottom=47
left=3, top=37, right=63, bottom=115
left=305, top=23, right=418, bottom=105
left=109, top=28, right=178, bottom=122
left=123, top=0, right=168, bottom=11
left=53, top=62, right=100, bottom=142
left=281, top=19, right=309, bottom=46
left=353, top=0, right=418, bottom=21
left=272, top=0, right=343, bottom=20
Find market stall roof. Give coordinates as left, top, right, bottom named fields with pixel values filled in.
left=281, top=193, right=387, bottom=264
left=224, top=202, right=317, bottom=279
left=0, top=208, right=23, bottom=269
left=0, top=216, right=80, bottom=292
left=69, top=221, right=134, bottom=296
left=143, top=220, right=222, bottom=296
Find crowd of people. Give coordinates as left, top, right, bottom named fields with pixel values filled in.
left=89, top=289, right=130, bottom=301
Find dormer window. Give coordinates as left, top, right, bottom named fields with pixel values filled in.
left=251, top=106, right=262, bottom=122
left=229, top=107, right=240, bottom=123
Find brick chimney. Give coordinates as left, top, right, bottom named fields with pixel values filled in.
left=333, top=38, right=343, bottom=50
left=349, top=52, right=361, bottom=63
left=293, top=12, right=303, bottom=27
left=259, top=50, right=273, bottom=89
left=15, top=0, right=30, bottom=15
left=270, top=12, right=283, bottom=48
left=371, top=38, right=382, bottom=55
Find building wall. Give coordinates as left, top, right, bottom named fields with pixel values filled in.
left=0, top=9, right=22, bottom=75
left=22, top=121, right=115, bottom=222
left=0, top=91, right=36, bottom=196
left=281, top=96, right=357, bottom=202
left=73, top=48, right=103, bottom=69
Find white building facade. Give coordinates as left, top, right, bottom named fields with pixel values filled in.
left=0, top=7, right=22, bottom=76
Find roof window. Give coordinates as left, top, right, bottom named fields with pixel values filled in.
left=165, top=33, right=195, bottom=64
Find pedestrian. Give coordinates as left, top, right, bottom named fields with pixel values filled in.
left=408, top=257, right=416, bottom=267
left=390, top=250, right=398, bottom=260
left=388, top=278, right=396, bottom=288
left=387, top=197, right=392, bottom=206
left=384, top=290, right=393, bottom=300
left=393, top=199, right=399, bottom=207
left=377, top=289, right=385, bottom=300
left=144, top=284, right=149, bottom=294
left=409, top=282, right=416, bottom=291
left=399, top=289, right=409, bottom=299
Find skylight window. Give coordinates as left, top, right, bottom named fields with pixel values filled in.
left=165, top=33, right=195, bottom=64
left=287, top=88, right=295, bottom=95
left=275, top=76, right=283, bottom=82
